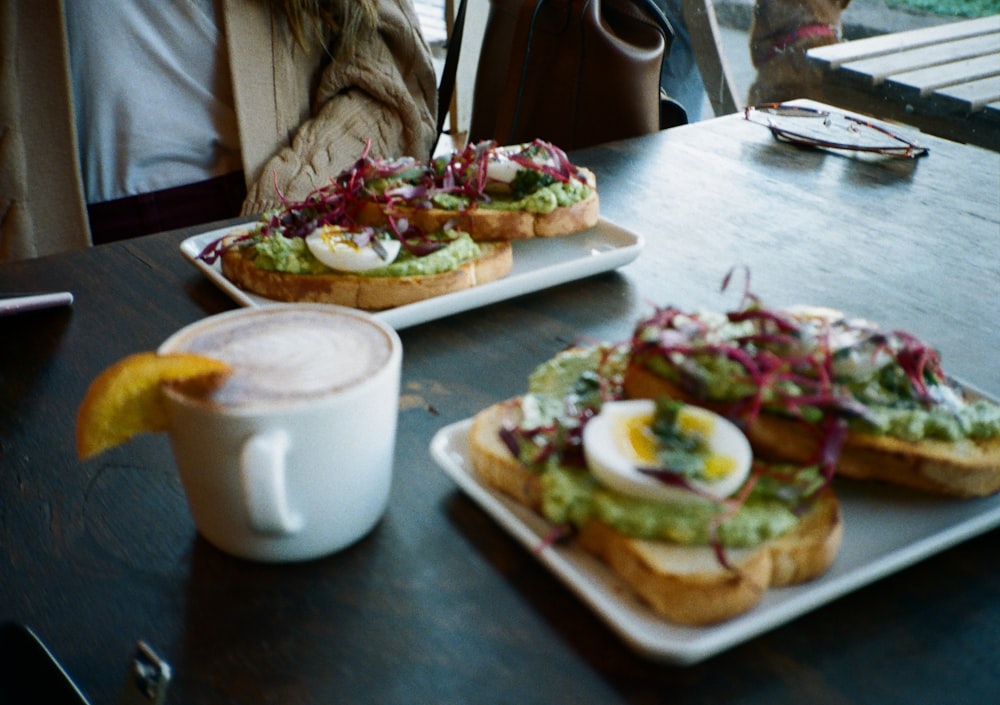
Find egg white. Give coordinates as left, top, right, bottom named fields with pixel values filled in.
left=485, top=143, right=557, bottom=184
left=305, top=226, right=401, bottom=272
left=583, top=400, right=752, bottom=504
left=784, top=305, right=893, bottom=383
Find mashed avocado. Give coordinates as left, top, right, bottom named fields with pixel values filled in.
left=529, top=346, right=628, bottom=397
left=540, top=463, right=801, bottom=547
left=250, top=233, right=326, bottom=274
left=856, top=399, right=1000, bottom=442
left=640, top=333, right=1000, bottom=444
left=514, top=346, right=808, bottom=549
left=246, top=231, right=481, bottom=277
left=430, top=179, right=592, bottom=215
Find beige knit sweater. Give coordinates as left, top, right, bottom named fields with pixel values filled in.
left=0, top=0, right=437, bottom=261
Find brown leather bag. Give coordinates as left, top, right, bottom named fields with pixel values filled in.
left=466, top=0, right=686, bottom=150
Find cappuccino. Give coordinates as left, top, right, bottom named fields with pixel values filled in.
left=160, top=305, right=395, bottom=409
left=157, top=305, right=403, bottom=561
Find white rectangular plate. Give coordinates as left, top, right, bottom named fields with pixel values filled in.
left=430, top=417, right=1000, bottom=665
left=179, top=218, right=643, bottom=330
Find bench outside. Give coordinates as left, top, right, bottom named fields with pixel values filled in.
left=808, top=15, right=1000, bottom=151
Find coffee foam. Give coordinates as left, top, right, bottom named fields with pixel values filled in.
left=163, top=308, right=394, bottom=407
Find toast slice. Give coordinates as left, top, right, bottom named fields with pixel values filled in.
left=220, top=239, right=512, bottom=311
left=468, top=400, right=843, bottom=626
left=624, top=362, right=1000, bottom=498
left=356, top=180, right=600, bottom=242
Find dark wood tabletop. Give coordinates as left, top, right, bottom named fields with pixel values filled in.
left=2, top=103, right=999, bottom=705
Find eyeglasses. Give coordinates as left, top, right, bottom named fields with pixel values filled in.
left=744, top=104, right=929, bottom=158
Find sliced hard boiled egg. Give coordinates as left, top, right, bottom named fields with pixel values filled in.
left=583, top=400, right=752, bottom=504
left=485, top=148, right=525, bottom=184
left=485, top=143, right=557, bottom=184
left=305, top=225, right=401, bottom=273
left=783, top=305, right=891, bottom=381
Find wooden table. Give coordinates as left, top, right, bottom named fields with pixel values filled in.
left=2, top=104, right=999, bottom=704
left=808, top=15, right=1000, bottom=152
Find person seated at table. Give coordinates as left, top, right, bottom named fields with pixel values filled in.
left=747, top=0, right=852, bottom=105
left=0, top=0, right=437, bottom=261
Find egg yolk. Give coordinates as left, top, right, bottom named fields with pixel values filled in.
left=618, top=409, right=736, bottom=479
left=703, top=453, right=737, bottom=479
left=621, top=413, right=658, bottom=465
left=317, top=226, right=354, bottom=248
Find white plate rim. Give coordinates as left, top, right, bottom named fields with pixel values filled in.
left=430, top=414, right=1000, bottom=665
left=179, top=218, right=644, bottom=330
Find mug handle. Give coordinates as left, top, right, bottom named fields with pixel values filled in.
left=240, top=429, right=304, bottom=536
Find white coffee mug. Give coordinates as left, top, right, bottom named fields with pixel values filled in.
left=158, top=304, right=402, bottom=562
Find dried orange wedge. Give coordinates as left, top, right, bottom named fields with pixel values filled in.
left=76, top=352, right=231, bottom=460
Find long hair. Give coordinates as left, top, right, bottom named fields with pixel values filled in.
left=277, top=0, right=380, bottom=58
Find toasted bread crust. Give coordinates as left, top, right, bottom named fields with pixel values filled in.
left=577, top=487, right=842, bottom=625
left=623, top=361, right=1000, bottom=498
left=576, top=520, right=772, bottom=625
left=468, top=398, right=842, bottom=626
left=764, top=485, right=843, bottom=587
left=220, top=240, right=512, bottom=311
left=356, top=174, right=600, bottom=242
left=469, top=401, right=546, bottom=511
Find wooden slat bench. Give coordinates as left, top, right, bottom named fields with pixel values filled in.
left=807, top=15, right=1000, bottom=151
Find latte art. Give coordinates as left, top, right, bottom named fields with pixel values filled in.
left=158, top=304, right=402, bottom=561
left=161, top=307, right=395, bottom=408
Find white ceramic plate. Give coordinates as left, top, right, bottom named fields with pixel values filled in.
left=179, top=219, right=644, bottom=330
left=430, top=417, right=1000, bottom=665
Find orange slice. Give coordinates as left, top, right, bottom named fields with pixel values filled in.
left=76, top=352, right=231, bottom=460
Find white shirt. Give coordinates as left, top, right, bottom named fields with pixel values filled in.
left=65, top=0, right=243, bottom=204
